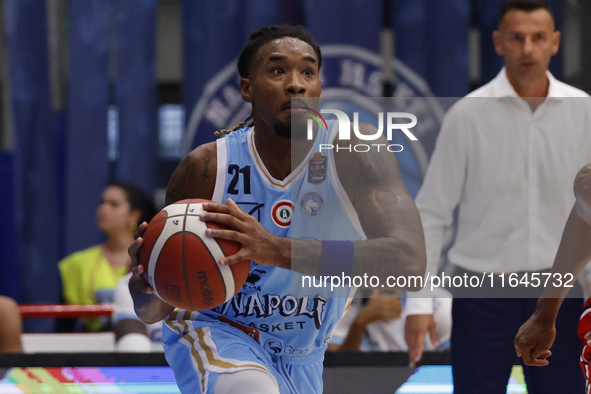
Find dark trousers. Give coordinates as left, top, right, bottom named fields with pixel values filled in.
left=451, top=291, right=585, bottom=393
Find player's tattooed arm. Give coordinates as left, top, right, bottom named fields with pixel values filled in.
left=335, top=123, right=426, bottom=291
left=165, top=142, right=217, bottom=205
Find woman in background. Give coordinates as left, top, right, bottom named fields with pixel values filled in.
left=57, top=182, right=157, bottom=332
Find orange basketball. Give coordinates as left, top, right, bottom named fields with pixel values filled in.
left=139, top=198, right=251, bottom=311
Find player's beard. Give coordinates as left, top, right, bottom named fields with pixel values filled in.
left=274, top=113, right=308, bottom=140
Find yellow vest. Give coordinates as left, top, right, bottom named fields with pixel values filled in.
left=58, top=245, right=128, bottom=331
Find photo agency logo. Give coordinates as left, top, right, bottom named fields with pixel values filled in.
left=300, top=105, right=419, bottom=153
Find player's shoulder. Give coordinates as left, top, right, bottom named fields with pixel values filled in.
left=180, top=140, right=218, bottom=186
left=165, top=141, right=218, bottom=203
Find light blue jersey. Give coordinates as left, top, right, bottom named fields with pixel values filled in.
left=163, top=121, right=366, bottom=393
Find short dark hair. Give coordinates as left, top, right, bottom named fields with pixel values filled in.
left=498, top=0, right=554, bottom=27
left=237, top=24, right=322, bottom=79
left=110, top=182, right=157, bottom=225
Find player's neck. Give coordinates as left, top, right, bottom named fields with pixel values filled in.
left=253, top=127, right=314, bottom=181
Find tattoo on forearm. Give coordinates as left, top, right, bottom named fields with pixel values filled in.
left=202, top=156, right=211, bottom=179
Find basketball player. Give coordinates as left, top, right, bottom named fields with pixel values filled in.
left=404, top=0, right=591, bottom=392
left=515, top=164, right=591, bottom=378
left=128, top=25, right=426, bottom=394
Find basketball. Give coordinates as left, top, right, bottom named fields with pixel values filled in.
left=139, top=198, right=251, bottom=311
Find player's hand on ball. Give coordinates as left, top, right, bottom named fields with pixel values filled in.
left=200, top=198, right=281, bottom=267
left=128, top=222, right=153, bottom=294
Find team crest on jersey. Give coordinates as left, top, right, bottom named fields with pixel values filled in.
left=308, top=153, right=327, bottom=184
left=271, top=200, right=294, bottom=228
left=300, top=192, right=325, bottom=217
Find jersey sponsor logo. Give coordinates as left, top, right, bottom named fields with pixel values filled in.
left=271, top=200, right=294, bottom=228
left=214, top=293, right=328, bottom=330
left=263, top=339, right=283, bottom=354
left=308, top=153, right=327, bottom=184
left=300, top=192, right=325, bottom=217
left=263, top=341, right=308, bottom=357
left=283, top=345, right=309, bottom=356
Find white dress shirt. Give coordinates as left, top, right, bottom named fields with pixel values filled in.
left=407, top=68, right=591, bottom=315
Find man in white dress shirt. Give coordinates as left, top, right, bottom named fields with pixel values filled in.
left=404, top=0, right=591, bottom=392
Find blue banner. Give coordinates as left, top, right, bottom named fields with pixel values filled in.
left=393, top=0, right=470, bottom=97
left=244, top=0, right=279, bottom=39
left=4, top=0, right=60, bottom=330
left=0, top=151, right=18, bottom=299
left=305, top=0, right=381, bottom=52
left=65, top=0, right=111, bottom=255
left=115, top=0, right=158, bottom=194
left=182, top=0, right=277, bottom=150
left=425, top=0, right=470, bottom=97
left=392, top=0, right=428, bottom=80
